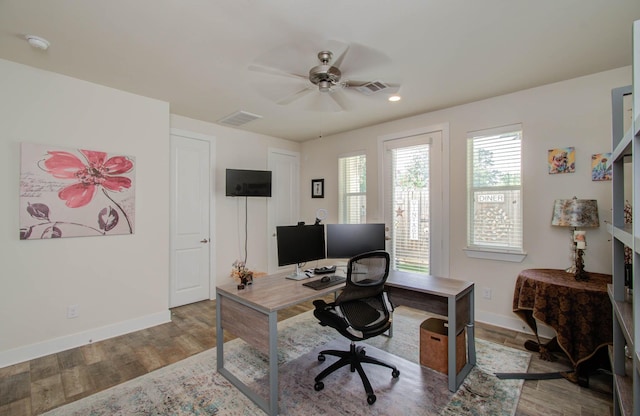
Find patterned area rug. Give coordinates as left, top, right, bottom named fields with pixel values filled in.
left=43, top=307, right=530, bottom=415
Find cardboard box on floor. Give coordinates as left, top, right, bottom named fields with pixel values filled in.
left=419, top=317, right=466, bottom=374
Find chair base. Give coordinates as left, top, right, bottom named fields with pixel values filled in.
left=313, top=341, right=400, bottom=405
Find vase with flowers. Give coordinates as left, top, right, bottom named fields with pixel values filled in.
left=231, top=259, right=253, bottom=290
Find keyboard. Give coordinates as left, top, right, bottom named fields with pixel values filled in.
left=303, top=275, right=346, bottom=290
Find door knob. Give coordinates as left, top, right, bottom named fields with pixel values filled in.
left=200, top=238, right=209, bottom=243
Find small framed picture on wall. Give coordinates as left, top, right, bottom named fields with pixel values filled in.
left=312, top=179, right=324, bottom=198
left=591, top=153, right=612, bottom=181
left=548, top=147, right=575, bottom=174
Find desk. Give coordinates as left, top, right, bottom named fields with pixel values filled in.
left=216, top=269, right=475, bottom=415
left=385, top=272, right=476, bottom=392
left=512, top=268, right=612, bottom=384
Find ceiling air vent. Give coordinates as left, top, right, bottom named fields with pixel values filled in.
left=355, top=81, right=390, bottom=96
left=218, top=111, right=262, bottom=127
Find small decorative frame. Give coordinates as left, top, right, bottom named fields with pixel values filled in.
left=548, top=147, right=575, bottom=174
left=311, top=179, right=324, bottom=198
left=591, top=152, right=612, bottom=181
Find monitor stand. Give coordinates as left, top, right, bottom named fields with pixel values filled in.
left=285, top=263, right=308, bottom=281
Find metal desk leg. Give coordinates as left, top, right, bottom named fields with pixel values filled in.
left=447, top=295, right=457, bottom=392
left=268, top=311, right=278, bottom=416
left=216, top=292, right=224, bottom=372
left=467, top=287, right=476, bottom=366
left=448, top=287, right=476, bottom=392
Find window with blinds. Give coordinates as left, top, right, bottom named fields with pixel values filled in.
left=338, top=153, right=366, bottom=224
left=467, top=125, right=523, bottom=252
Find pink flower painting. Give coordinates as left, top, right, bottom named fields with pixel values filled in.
left=20, top=143, right=136, bottom=239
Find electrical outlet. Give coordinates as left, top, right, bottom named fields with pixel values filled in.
left=482, top=287, right=492, bottom=300
left=67, top=304, right=79, bottom=319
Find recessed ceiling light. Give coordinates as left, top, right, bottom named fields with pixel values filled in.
left=388, top=95, right=401, bottom=102
left=25, top=35, right=50, bottom=51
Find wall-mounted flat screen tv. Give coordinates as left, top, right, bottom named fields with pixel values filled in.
left=225, top=169, right=272, bottom=197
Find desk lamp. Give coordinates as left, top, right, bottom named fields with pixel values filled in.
left=551, top=197, right=599, bottom=281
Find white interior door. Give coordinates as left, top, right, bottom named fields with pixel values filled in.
left=170, top=132, right=212, bottom=307
left=268, top=148, right=300, bottom=273
left=380, top=128, right=449, bottom=277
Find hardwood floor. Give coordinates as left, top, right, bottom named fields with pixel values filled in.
left=0, top=298, right=613, bottom=415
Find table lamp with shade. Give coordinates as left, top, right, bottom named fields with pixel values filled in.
left=551, top=197, right=600, bottom=281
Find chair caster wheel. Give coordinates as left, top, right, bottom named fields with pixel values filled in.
left=318, top=354, right=325, bottom=362
left=367, top=394, right=376, bottom=404
left=392, top=369, right=400, bottom=378
left=314, top=381, right=324, bottom=391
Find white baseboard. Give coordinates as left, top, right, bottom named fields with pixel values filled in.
left=0, top=310, right=171, bottom=368
left=475, top=309, right=556, bottom=340
left=1, top=308, right=556, bottom=369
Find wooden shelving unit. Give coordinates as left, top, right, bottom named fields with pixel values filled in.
left=610, top=20, right=639, bottom=416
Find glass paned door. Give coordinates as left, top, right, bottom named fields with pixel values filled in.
left=383, top=132, right=442, bottom=275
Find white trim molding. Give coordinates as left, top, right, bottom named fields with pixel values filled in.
left=0, top=310, right=170, bottom=368
left=463, top=247, right=527, bottom=262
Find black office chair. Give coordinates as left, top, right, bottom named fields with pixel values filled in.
left=311, top=250, right=399, bottom=404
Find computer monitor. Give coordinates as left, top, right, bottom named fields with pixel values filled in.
left=276, top=224, right=326, bottom=279
left=326, top=223, right=386, bottom=259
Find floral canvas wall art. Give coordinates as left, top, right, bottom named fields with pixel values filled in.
left=20, top=142, right=136, bottom=239
left=548, top=147, right=575, bottom=174
left=591, top=152, right=612, bottom=181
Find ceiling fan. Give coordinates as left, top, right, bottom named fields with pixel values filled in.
left=248, top=41, right=400, bottom=112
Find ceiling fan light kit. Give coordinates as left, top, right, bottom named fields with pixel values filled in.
left=318, top=80, right=331, bottom=92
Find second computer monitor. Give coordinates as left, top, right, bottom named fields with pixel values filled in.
left=326, top=223, right=386, bottom=259
left=276, top=224, right=326, bottom=267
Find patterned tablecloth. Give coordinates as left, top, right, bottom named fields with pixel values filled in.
left=512, top=268, right=612, bottom=371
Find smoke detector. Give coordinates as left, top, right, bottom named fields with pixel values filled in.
left=25, top=35, right=50, bottom=51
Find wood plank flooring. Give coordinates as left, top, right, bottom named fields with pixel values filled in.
left=0, top=298, right=613, bottom=415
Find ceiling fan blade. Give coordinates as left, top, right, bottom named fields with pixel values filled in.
left=301, top=92, right=341, bottom=112
left=332, top=44, right=350, bottom=69
left=337, top=43, right=392, bottom=78
left=328, top=89, right=352, bottom=111
left=248, top=64, right=308, bottom=81
left=252, top=41, right=326, bottom=75
left=276, top=85, right=315, bottom=105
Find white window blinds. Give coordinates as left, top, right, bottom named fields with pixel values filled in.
left=383, top=135, right=431, bottom=273
left=467, top=125, right=523, bottom=252
left=338, top=153, right=366, bottom=224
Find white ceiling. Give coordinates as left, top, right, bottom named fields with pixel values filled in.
left=1, top=0, right=639, bottom=142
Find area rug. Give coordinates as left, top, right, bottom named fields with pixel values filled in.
left=43, top=306, right=531, bottom=415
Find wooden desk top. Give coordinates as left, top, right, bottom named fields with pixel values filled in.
left=386, top=270, right=474, bottom=298
left=217, top=268, right=474, bottom=313
left=216, top=269, right=347, bottom=313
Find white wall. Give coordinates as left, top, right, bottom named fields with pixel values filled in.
left=301, top=67, right=630, bottom=332
left=169, top=115, right=300, bottom=283
left=0, top=59, right=299, bottom=367
left=0, top=59, right=171, bottom=366
left=0, top=56, right=629, bottom=366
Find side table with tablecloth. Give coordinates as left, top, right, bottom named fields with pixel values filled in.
left=512, top=268, right=612, bottom=385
